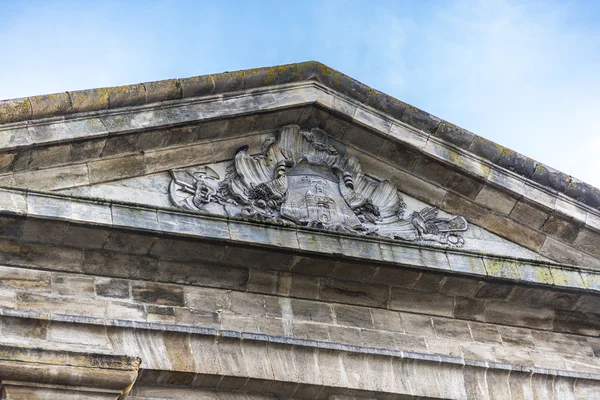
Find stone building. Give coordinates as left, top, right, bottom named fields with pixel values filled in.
left=0, top=62, right=599, bottom=399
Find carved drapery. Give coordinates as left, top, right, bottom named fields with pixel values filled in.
left=169, top=125, right=467, bottom=247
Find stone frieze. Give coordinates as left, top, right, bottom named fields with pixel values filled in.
left=169, top=125, right=467, bottom=247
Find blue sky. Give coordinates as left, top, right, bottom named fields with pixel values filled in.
left=2, top=0, right=599, bottom=187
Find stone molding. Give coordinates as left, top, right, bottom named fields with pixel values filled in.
left=1, top=61, right=597, bottom=213
left=1, top=187, right=599, bottom=293
left=0, top=344, right=139, bottom=399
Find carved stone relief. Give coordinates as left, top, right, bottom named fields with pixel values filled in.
left=169, top=125, right=467, bottom=247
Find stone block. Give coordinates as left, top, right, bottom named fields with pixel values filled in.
left=389, top=287, right=454, bottom=317
left=30, top=92, right=71, bottom=118
left=320, top=278, right=389, bottom=308
left=0, top=98, right=32, bottom=124
left=68, top=88, right=109, bottom=113
left=573, top=228, right=600, bottom=258
left=291, top=299, right=332, bottom=323
left=330, top=261, right=378, bottom=284
left=553, top=309, right=600, bottom=336
left=292, top=322, right=329, bottom=341
left=27, top=121, right=73, bottom=143
left=14, top=164, right=89, bottom=190
left=103, top=230, right=156, bottom=255
left=83, top=250, right=158, bottom=280
left=106, top=301, right=146, bottom=320
left=532, top=330, right=593, bottom=357
left=432, top=317, right=471, bottom=341
left=316, top=349, right=347, bottom=388
left=179, top=75, right=215, bottom=98
left=14, top=144, right=70, bottom=171
left=439, top=276, right=483, bottom=297
left=485, top=301, right=554, bottom=330
left=144, top=79, right=181, bottom=103
left=53, top=274, right=95, bottom=297
left=0, top=265, right=52, bottom=292
left=100, top=113, right=142, bottom=135
left=0, top=216, right=25, bottom=239
left=95, top=278, right=131, bottom=299
left=482, top=212, right=546, bottom=251
left=111, top=205, right=159, bottom=231
left=1, top=316, right=49, bottom=340
left=62, top=225, right=110, bottom=249
left=469, top=322, right=501, bottom=343
left=17, top=292, right=106, bottom=318
left=372, top=266, right=421, bottom=289
left=47, top=322, right=110, bottom=349
left=412, top=272, right=446, bottom=292
left=228, top=223, right=297, bottom=251
left=443, top=193, right=488, bottom=229
left=462, top=366, right=492, bottom=400
left=296, top=230, right=341, bottom=255
left=496, top=326, right=534, bottom=348
left=454, top=297, right=485, bottom=322
left=482, top=258, right=521, bottom=280
left=517, top=263, right=554, bottom=285
left=426, top=337, right=463, bottom=357
left=221, top=314, right=258, bottom=333
left=509, top=200, right=550, bottom=229
left=100, top=134, right=140, bottom=157
left=539, top=236, right=583, bottom=265
left=361, top=329, right=397, bottom=350
left=433, top=121, right=474, bottom=150
left=131, top=282, right=184, bottom=306
left=246, top=268, right=278, bottom=295
left=327, top=325, right=362, bottom=346
left=575, top=294, right=600, bottom=314
left=144, top=142, right=213, bottom=174
left=229, top=291, right=266, bottom=317
left=551, top=268, right=586, bottom=289
left=150, top=237, right=225, bottom=264
left=334, top=304, right=373, bottom=329
left=184, top=286, right=230, bottom=313
left=508, top=286, right=579, bottom=310
left=450, top=253, right=489, bottom=277
left=289, top=255, right=336, bottom=276
left=0, top=151, right=16, bottom=173
left=475, top=185, right=518, bottom=214
left=107, top=84, right=146, bottom=108
left=88, top=154, right=145, bottom=184
left=541, top=214, right=582, bottom=243
left=377, top=140, right=421, bottom=173
left=256, top=316, right=285, bottom=336
left=400, top=313, right=435, bottom=337
left=370, top=308, right=403, bottom=333
left=474, top=282, right=514, bottom=300
left=69, top=139, right=105, bottom=163
left=287, top=273, right=319, bottom=299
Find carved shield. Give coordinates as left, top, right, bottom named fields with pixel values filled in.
left=280, top=162, right=362, bottom=228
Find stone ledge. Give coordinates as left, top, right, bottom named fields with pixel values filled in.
left=2, top=187, right=599, bottom=294
left=1, top=61, right=597, bottom=214
left=1, top=309, right=598, bottom=399
left=0, top=343, right=139, bottom=395
left=1, top=308, right=598, bottom=383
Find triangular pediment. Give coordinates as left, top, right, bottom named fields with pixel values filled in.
left=55, top=124, right=546, bottom=263
left=1, top=62, right=599, bottom=269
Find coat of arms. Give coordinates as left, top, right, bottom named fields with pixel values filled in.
left=169, top=125, right=467, bottom=247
